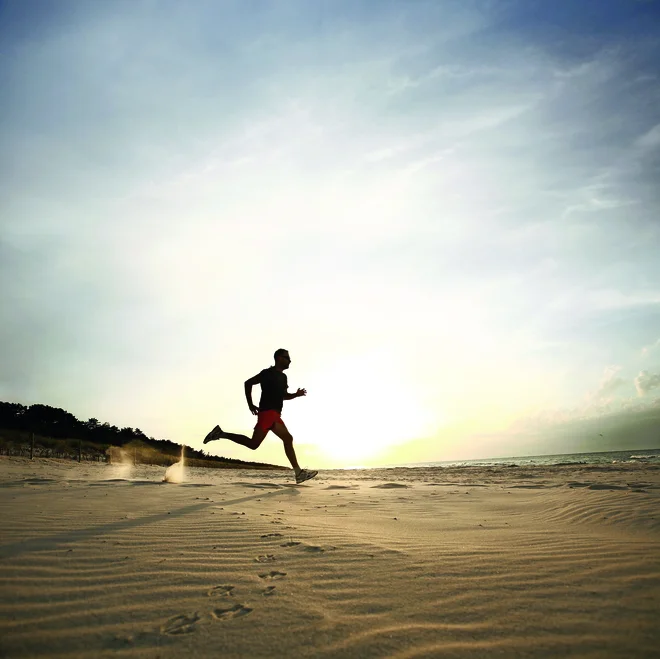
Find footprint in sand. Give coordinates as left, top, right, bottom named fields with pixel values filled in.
left=212, top=604, right=253, bottom=620
left=302, top=544, right=326, bottom=553
left=161, top=612, right=200, bottom=635
left=255, top=554, right=276, bottom=563
left=262, top=586, right=276, bottom=596
left=259, top=570, right=287, bottom=580
left=207, top=585, right=234, bottom=597
left=260, top=533, right=283, bottom=538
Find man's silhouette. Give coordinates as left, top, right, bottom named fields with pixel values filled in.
left=204, top=349, right=318, bottom=484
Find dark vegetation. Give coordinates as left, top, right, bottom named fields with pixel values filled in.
left=0, top=401, right=286, bottom=470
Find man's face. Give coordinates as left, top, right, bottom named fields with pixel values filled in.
left=278, top=353, right=291, bottom=370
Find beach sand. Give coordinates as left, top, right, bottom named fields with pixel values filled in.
left=1, top=456, right=658, bottom=658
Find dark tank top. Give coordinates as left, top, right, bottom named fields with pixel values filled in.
left=258, top=367, right=287, bottom=413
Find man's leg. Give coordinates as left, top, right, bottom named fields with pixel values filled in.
left=217, top=426, right=268, bottom=450
left=270, top=421, right=301, bottom=472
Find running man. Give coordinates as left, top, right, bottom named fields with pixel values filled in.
left=203, top=349, right=318, bottom=484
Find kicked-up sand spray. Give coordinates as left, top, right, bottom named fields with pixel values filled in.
left=105, top=447, right=134, bottom=480
left=163, top=445, right=185, bottom=483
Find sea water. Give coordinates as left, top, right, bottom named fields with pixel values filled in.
left=404, top=447, right=660, bottom=469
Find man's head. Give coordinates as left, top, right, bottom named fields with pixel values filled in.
left=274, top=348, right=291, bottom=370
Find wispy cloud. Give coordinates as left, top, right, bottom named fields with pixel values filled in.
left=635, top=371, right=660, bottom=396
left=593, top=366, right=627, bottom=400
left=641, top=338, right=660, bottom=357
left=636, top=123, right=660, bottom=150
left=1, top=0, right=659, bottom=462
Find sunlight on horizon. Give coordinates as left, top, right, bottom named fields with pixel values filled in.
left=291, top=352, right=439, bottom=465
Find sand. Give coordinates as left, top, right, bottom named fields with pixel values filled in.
left=0, top=456, right=658, bottom=658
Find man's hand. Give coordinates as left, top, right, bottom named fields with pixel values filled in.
left=249, top=403, right=259, bottom=416
left=296, top=388, right=307, bottom=398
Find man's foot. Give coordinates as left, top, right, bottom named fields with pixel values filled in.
left=203, top=425, right=223, bottom=444
left=295, top=468, right=318, bottom=484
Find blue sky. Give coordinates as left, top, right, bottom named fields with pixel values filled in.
left=1, top=0, right=659, bottom=467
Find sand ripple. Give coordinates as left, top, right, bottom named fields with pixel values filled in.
left=0, top=457, right=658, bottom=658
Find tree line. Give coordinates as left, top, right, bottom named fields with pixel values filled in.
left=0, top=401, right=282, bottom=469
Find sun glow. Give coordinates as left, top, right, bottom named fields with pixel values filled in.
left=290, top=353, right=437, bottom=466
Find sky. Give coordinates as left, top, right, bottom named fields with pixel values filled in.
left=1, top=0, right=660, bottom=469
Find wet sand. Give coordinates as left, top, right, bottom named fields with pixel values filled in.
left=1, top=456, right=658, bottom=658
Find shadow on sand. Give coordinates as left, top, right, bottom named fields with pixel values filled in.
left=0, top=485, right=299, bottom=559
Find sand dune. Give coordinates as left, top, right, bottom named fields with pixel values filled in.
left=0, top=456, right=658, bottom=658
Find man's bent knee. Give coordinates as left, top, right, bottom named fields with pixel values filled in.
left=270, top=422, right=293, bottom=445
left=251, top=429, right=268, bottom=449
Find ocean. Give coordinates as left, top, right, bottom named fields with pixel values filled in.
left=400, top=447, right=660, bottom=469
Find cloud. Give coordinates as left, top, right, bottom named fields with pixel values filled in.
left=1, top=1, right=659, bottom=460
left=521, top=402, right=660, bottom=457
left=634, top=370, right=660, bottom=396
left=510, top=366, right=636, bottom=432
left=641, top=338, right=660, bottom=357
left=594, top=366, right=627, bottom=400
left=636, top=123, right=660, bottom=151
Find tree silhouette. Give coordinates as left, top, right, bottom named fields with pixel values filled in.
left=0, top=400, right=283, bottom=469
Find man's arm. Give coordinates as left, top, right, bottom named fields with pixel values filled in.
left=245, top=373, right=261, bottom=415
left=284, top=388, right=307, bottom=400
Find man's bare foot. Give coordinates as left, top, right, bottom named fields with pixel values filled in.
left=203, top=425, right=223, bottom=444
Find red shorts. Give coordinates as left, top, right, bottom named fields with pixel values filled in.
left=255, top=410, right=283, bottom=432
